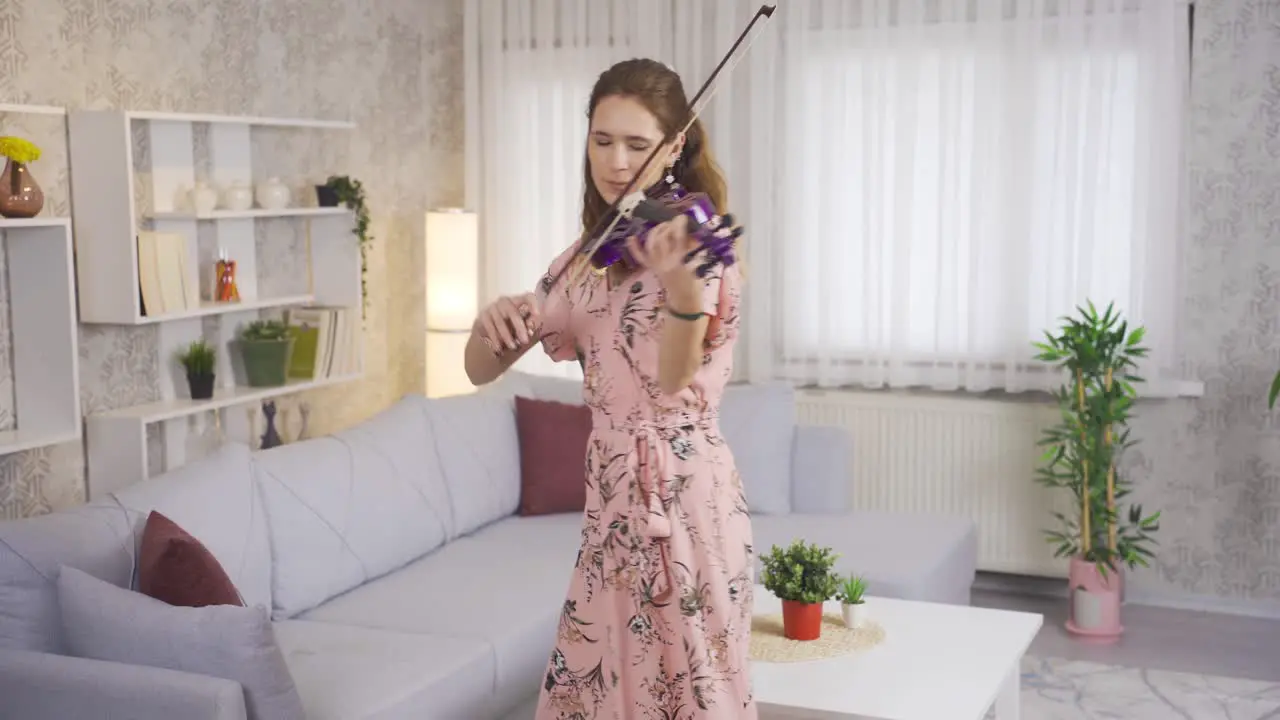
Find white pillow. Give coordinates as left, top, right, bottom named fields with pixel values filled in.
left=56, top=566, right=305, bottom=720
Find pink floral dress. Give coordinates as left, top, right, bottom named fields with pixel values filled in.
left=531, top=243, right=757, bottom=720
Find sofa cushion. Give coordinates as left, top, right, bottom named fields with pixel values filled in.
left=0, top=501, right=136, bottom=653
left=138, top=510, right=243, bottom=607
left=751, top=511, right=977, bottom=605
left=515, top=395, right=591, bottom=516
left=273, top=620, right=497, bottom=720
left=110, top=441, right=272, bottom=611
left=253, top=395, right=454, bottom=620
left=56, top=566, right=305, bottom=720
left=423, top=392, right=523, bottom=538
left=299, top=514, right=582, bottom=711
left=720, top=382, right=796, bottom=515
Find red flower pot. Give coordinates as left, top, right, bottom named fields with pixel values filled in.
left=781, top=599, right=824, bottom=641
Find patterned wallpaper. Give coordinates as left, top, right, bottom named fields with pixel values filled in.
left=1122, top=0, right=1280, bottom=609
left=0, top=0, right=464, bottom=518
left=0, top=0, right=1276, bottom=613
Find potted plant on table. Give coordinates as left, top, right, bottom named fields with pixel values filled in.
left=238, top=319, right=293, bottom=388
left=1032, top=300, right=1161, bottom=642
left=837, top=574, right=868, bottom=628
left=760, top=539, right=840, bottom=641
left=177, top=340, right=217, bottom=400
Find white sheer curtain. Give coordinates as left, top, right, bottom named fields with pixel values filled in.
left=747, top=0, right=1191, bottom=393
left=465, top=0, right=1191, bottom=394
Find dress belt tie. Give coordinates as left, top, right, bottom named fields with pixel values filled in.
left=634, top=426, right=673, bottom=603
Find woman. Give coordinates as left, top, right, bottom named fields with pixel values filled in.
left=464, top=58, right=754, bottom=719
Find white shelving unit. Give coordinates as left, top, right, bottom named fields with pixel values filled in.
left=67, top=109, right=364, bottom=498
left=0, top=104, right=81, bottom=457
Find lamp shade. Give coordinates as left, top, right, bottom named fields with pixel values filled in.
left=425, top=208, right=479, bottom=331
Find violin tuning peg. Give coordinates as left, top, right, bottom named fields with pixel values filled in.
left=720, top=213, right=735, bottom=229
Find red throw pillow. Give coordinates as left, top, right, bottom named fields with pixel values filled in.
left=137, top=510, right=243, bottom=607
left=515, top=395, right=592, bottom=516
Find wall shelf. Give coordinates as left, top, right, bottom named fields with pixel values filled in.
left=0, top=218, right=81, bottom=457
left=66, top=108, right=364, bottom=497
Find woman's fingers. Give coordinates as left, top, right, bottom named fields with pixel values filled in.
left=493, top=296, right=529, bottom=346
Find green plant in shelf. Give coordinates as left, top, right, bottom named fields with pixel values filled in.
left=177, top=340, right=216, bottom=376
left=324, top=174, right=371, bottom=319
left=240, top=319, right=290, bottom=342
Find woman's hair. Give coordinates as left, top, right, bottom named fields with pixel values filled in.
left=579, top=58, right=729, bottom=240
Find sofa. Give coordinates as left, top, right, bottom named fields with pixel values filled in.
left=0, top=372, right=977, bottom=720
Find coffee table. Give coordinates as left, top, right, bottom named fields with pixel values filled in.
left=749, top=588, right=1043, bottom=719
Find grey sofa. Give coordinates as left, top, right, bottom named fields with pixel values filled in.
left=0, top=372, right=976, bottom=720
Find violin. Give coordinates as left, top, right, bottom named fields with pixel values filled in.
left=548, top=4, right=776, bottom=290
left=589, top=182, right=743, bottom=279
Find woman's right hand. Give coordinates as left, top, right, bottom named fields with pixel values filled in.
left=476, top=292, right=541, bottom=355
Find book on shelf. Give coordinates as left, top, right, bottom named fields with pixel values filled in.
left=285, top=305, right=358, bottom=381
left=137, top=231, right=198, bottom=316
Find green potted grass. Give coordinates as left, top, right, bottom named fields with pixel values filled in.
left=760, top=539, right=840, bottom=641
left=238, top=319, right=293, bottom=387
left=177, top=340, right=217, bottom=400
left=837, top=574, right=868, bottom=628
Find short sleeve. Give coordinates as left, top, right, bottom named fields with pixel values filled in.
left=534, top=244, right=580, bottom=363
left=701, top=262, right=741, bottom=351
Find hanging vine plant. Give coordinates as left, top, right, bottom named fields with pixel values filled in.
left=324, top=174, right=371, bottom=319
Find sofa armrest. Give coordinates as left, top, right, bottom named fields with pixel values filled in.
left=790, top=424, right=852, bottom=513
left=0, top=647, right=247, bottom=720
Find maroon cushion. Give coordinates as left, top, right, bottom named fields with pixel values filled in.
left=515, top=395, right=592, bottom=516
left=137, top=511, right=243, bottom=607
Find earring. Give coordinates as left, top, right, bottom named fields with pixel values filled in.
left=665, top=156, right=679, bottom=187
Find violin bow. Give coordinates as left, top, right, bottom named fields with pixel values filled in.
left=547, top=3, right=778, bottom=292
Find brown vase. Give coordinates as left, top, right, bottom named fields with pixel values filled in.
left=0, top=159, right=44, bottom=219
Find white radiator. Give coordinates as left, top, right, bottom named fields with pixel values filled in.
left=796, top=388, right=1074, bottom=579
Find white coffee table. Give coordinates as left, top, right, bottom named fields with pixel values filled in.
left=749, top=588, right=1043, bottom=720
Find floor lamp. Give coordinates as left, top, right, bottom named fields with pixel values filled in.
left=425, top=208, right=478, bottom=398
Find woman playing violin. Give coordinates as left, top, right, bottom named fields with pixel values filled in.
left=464, top=57, right=754, bottom=719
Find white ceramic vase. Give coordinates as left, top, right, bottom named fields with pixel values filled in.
left=223, top=181, right=253, bottom=211
left=191, top=181, right=219, bottom=214
left=841, top=602, right=867, bottom=628
left=256, top=177, right=291, bottom=210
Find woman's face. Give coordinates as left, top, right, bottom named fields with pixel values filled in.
left=587, top=94, right=680, bottom=204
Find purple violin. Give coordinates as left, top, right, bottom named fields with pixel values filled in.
left=588, top=183, right=742, bottom=279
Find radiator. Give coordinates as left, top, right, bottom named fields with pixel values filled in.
left=795, top=388, right=1074, bottom=578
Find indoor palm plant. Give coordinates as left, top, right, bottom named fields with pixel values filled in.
left=1032, top=300, right=1160, bottom=641
left=759, top=539, right=840, bottom=641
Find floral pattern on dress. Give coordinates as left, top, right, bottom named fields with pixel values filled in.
left=532, top=245, right=755, bottom=720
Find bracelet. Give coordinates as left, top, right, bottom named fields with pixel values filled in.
left=666, top=306, right=705, bottom=322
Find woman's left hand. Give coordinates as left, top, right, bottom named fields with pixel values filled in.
left=627, top=218, right=702, bottom=298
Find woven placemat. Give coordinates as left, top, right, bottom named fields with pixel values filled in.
left=749, top=612, right=886, bottom=663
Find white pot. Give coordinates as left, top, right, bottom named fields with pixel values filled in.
left=841, top=602, right=867, bottom=628
left=255, top=177, right=291, bottom=210
left=223, top=181, right=253, bottom=211
left=192, top=182, right=218, bottom=214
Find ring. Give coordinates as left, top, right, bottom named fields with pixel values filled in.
left=518, top=302, right=531, bottom=318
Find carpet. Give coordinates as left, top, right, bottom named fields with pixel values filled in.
left=998, top=655, right=1280, bottom=719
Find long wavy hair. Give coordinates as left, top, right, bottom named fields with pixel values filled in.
left=579, top=58, right=729, bottom=241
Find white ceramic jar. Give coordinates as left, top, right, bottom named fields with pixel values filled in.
left=256, top=177, right=291, bottom=210
left=223, top=181, right=253, bottom=211
left=191, top=181, right=218, bottom=214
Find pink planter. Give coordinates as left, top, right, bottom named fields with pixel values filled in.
left=1065, top=556, right=1124, bottom=642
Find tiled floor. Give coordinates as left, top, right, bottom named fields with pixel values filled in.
left=971, top=581, right=1280, bottom=684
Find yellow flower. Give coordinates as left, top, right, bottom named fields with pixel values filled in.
left=0, top=137, right=41, bottom=164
